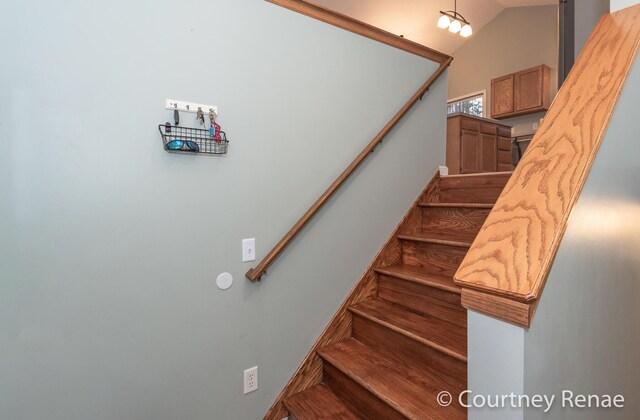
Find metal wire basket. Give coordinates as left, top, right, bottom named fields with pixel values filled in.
left=158, top=124, right=229, bottom=155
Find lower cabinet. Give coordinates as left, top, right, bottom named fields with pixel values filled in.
left=447, top=114, right=513, bottom=174
left=460, top=129, right=480, bottom=173
left=498, top=136, right=514, bottom=172
left=480, top=132, right=498, bottom=172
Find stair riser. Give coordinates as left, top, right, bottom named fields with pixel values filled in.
left=378, top=276, right=466, bottom=328
left=284, top=384, right=360, bottom=420
left=378, top=274, right=460, bottom=307
left=352, top=314, right=467, bottom=393
left=323, top=363, right=405, bottom=420
left=401, top=241, right=467, bottom=277
left=421, top=207, right=490, bottom=240
left=439, top=173, right=510, bottom=203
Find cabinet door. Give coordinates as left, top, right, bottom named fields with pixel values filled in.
left=498, top=136, right=512, bottom=152
left=491, top=74, right=514, bottom=117
left=461, top=129, right=480, bottom=173
left=514, top=67, right=544, bottom=112
left=498, top=135, right=514, bottom=171
left=480, top=133, right=497, bottom=172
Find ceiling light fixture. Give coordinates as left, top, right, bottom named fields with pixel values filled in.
left=437, top=0, right=472, bottom=38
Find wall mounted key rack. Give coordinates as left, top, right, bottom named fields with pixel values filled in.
left=160, top=99, right=229, bottom=156
left=165, top=99, right=218, bottom=115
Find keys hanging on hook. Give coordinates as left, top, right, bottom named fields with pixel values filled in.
left=209, top=111, right=215, bottom=138
left=196, top=107, right=205, bottom=126
left=173, top=104, right=179, bottom=126
left=208, top=108, right=222, bottom=142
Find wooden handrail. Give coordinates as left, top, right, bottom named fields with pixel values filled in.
left=246, top=58, right=451, bottom=282
left=246, top=1, right=452, bottom=282
left=454, top=5, right=640, bottom=328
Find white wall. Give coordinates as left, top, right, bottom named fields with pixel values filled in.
left=0, top=1, right=447, bottom=419
left=611, top=0, right=640, bottom=12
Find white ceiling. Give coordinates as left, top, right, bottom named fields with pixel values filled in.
left=311, top=0, right=557, bottom=54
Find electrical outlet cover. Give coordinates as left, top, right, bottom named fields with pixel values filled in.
left=244, top=366, right=258, bottom=394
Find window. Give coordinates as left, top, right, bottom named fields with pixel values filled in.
left=447, top=91, right=485, bottom=117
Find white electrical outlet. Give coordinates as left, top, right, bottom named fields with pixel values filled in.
left=244, top=366, right=258, bottom=394
left=165, top=98, right=218, bottom=115
left=242, top=238, right=256, bottom=262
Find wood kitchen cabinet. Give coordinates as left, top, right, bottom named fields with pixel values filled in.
left=447, top=113, right=513, bottom=174
left=497, top=133, right=514, bottom=171
left=491, top=74, right=514, bottom=117
left=460, top=129, right=481, bottom=173
left=491, top=64, right=551, bottom=119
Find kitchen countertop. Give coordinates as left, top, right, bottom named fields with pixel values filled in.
left=447, top=112, right=512, bottom=127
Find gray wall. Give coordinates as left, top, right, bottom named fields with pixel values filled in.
left=575, top=0, right=610, bottom=60
left=0, top=1, right=447, bottom=419
left=523, top=50, right=640, bottom=420
left=468, top=311, right=525, bottom=420
left=448, top=6, right=558, bottom=136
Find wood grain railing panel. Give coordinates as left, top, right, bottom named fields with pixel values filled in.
left=267, top=0, right=451, bottom=63
left=454, top=6, right=640, bottom=328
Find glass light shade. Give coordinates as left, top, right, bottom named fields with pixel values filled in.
left=449, top=19, right=462, bottom=33
left=460, top=24, right=473, bottom=37
left=437, top=14, right=451, bottom=29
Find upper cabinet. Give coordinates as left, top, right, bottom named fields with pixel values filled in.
left=491, top=65, right=551, bottom=119
left=491, top=74, right=515, bottom=117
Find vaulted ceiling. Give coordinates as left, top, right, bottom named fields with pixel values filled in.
left=311, top=0, right=557, bottom=54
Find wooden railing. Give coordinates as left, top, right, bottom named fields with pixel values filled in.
left=246, top=0, right=452, bottom=282
left=454, top=5, right=640, bottom=328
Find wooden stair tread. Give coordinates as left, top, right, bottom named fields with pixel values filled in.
left=397, top=233, right=472, bottom=248
left=418, top=202, right=494, bottom=209
left=349, top=299, right=467, bottom=361
left=374, top=264, right=461, bottom=294
left=319, top=339, right=466, bottom=420
left=284, top=384, right=359, bottom=420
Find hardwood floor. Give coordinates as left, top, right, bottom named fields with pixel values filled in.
left=275, top=172, right=510, bottom=419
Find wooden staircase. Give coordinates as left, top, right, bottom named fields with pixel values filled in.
left=274, top=172, right=511, bottom=420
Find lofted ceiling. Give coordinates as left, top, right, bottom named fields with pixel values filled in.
left=310, top=0, right=557, bottom=54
